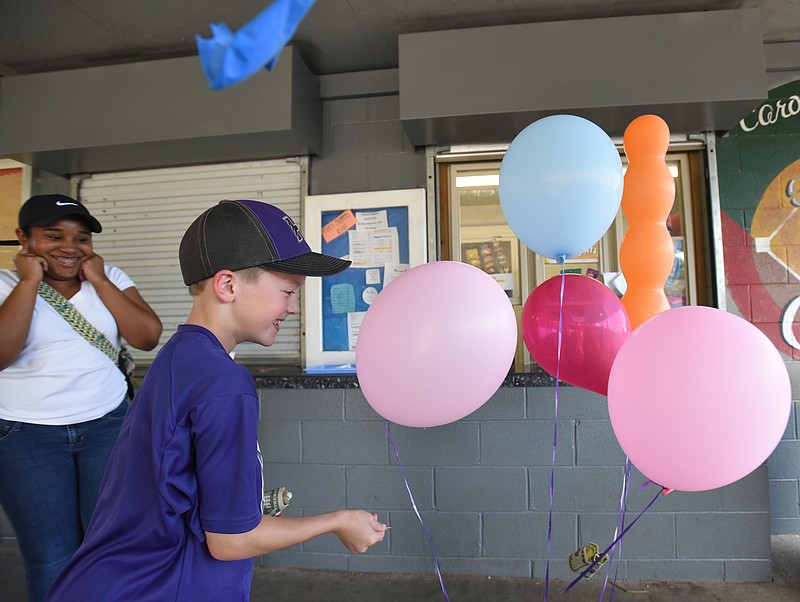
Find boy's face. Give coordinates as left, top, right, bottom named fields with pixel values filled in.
left=233, top=269, right=305, bottom=347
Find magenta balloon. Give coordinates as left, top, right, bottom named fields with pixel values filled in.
left=355, top=261, right=518, bottom=427
left=521, top=274, right=631, bottom=395
left=608, top=306, right=792, bottom=492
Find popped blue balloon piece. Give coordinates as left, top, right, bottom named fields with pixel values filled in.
left=196, top=0, right=316, bottom=89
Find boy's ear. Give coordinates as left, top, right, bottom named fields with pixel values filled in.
left=211, top=270, right=236, bottom=303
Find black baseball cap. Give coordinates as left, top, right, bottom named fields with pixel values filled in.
left=179, top=200, right=351, bottom=286
left=19, top=194, right=102, bottom=233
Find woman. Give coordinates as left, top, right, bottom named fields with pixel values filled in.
left=0, top=194, right=162, bottom=602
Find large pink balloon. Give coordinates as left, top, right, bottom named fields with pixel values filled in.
left=608, top=306, right=792, bottom=492
left=522, top=274, right=631, bottom=395
left=356, top=261, right=518, bottom=427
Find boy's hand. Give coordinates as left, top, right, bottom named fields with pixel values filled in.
left=334, top=510, right=388, bottom=553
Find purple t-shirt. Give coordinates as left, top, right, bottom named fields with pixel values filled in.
left=48, top=325, right=263, bottom=601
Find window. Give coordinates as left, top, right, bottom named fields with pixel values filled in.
left=438, top=147, right=710, bottom=368
left=447, top=162, right=529, bottom=304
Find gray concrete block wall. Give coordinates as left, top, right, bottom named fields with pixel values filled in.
left=768, top=360, right=800, bottom=534
left=310, top=94, right=425, bottom=197
left=256, top=385, right=774, bottom=582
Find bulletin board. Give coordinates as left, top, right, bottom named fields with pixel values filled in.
left=303, top=189, right=427, bottom=368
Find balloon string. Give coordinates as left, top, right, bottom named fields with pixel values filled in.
left=601, top=457, right=632, bottom=602
left=545, top=255, right=567, bottom=601
left=385, top=421, right=451, bottom=602
left=565, top=484, right=666, bottom=593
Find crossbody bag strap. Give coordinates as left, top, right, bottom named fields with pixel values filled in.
left=36, top=281, right=119, bottom=364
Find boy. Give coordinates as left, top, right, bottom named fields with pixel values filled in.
left=47, top=200, right=387, bottom=601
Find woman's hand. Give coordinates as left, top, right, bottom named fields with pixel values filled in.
left=13, top=247, right=47, bottom=284
left=78, top=253, right=108, bottom=285
left=0, top=246, right=46, bottom=369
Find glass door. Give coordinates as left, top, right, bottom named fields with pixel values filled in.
left=448, top=162, right=529, bottom=305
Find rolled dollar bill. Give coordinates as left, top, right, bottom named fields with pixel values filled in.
left=263, top=486, right=293, bottom=516
left=569, top=542, right=608, bottom=578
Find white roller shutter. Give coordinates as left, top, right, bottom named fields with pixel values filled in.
left=79, top=158, right=307, bottom=364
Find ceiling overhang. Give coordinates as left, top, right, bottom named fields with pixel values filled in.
left=399, top=9, right=769, bottom=144
left=0, top=47, right=320, bottom=175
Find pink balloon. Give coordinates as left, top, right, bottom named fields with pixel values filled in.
left=608, top=306, right=792, bottom=492
left=356, top=261, right=518, bottom=427
left=521, top=274, right=631, bottom=395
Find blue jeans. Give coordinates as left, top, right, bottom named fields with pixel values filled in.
left=0, top=400, right=128, bottom=602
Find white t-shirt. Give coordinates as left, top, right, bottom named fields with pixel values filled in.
left=0, top=266, right=135, bottom=425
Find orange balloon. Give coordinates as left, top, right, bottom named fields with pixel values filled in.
left=619, top=115, right=676, bottom=329
left=619, top=225, right=674, bottom=287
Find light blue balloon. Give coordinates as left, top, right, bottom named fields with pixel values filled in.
left=499, top=115, right=623, bottom=260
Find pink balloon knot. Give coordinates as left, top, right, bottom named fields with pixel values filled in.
left=639, top=479, right=672, bottom=495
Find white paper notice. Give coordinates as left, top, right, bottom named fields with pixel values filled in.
left=355, top=210, right=389, bottom=231
left=348, top=227, right=399, bottom=268
left=370, top=228, right=399, bottom=265
left=362, top=286, right=379, bottom=305
left=348, top=230, right=371, bottom=267
left=490, top=273, right=515, bottom=293
left=383, top=262, right=409, bottom=288
left=365, top=268, right=381, bottom=285
left=347, top=311, right=367, bottom=350
left=602, top=272, right=628, bottom=296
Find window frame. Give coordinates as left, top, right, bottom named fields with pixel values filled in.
left=437, top=145, right=710, bottom=368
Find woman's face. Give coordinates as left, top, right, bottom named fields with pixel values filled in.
left=19, top=217, right=94, bottom=282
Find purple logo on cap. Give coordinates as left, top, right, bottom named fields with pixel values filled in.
left=238, top=199, right=313, bottom=261
left=282, top=215, right=304, bottom=242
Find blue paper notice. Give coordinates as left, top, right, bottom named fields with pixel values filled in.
left=196, top=0, right=316, bottom=89
left=330, top=283, right=356, bottom=314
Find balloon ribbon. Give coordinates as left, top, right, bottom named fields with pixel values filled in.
left=544, top=255, right=567, bottom=601
left=600, top=457, right=632, bottom=601
left=565, top=484, right=667, bottom=593
left=385, top=421, right=451, bottom=601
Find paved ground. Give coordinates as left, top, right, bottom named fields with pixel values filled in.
left=3, top=536, right=799, bottom=601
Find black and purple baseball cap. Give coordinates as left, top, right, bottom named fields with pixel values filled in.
left=179, top=200, right=351, bottom=285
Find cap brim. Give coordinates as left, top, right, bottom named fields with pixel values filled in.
left=265, top=252, right=351, bottom=277
left=27, top=212, right=102, bottom=233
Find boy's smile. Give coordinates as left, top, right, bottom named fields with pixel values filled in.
left=234, top=270, right=305, bottom=348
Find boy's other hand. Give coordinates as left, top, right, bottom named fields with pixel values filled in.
left=335, top=510, right=387, bottom=553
